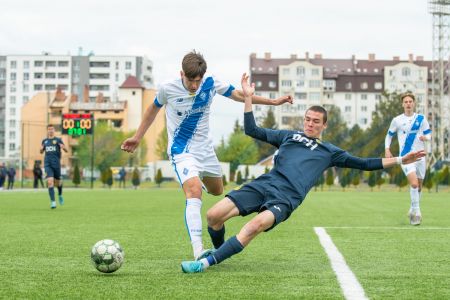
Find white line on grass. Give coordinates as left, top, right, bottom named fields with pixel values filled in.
left=323, top=226, right=450, bottom=230
left=314, top=227, right=368, bottom=300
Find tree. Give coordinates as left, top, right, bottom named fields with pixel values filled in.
left=351, top=170, right=360, bottom=189
left=339, top=169, right=350, bottom=191
left=154, top=168, right=163, bottom=188
left=256, top=108, right=278, bottom=160
left=368, top=172, right=376, bottom=191
left=132, top=167, right=140, bottom=189
left=264, top=166, right=270, bottom=174
left=376, top=171, right=385, bottom=190
left=423, top=167, right=434, bottom=192
left=106, top=168, right=113, bottom=188
left=76, top=121, right=147, bottom=172
left=394, top=172, right=408, bottom=191
left=441, top=166, right=449, bottom=186
left=326, top=168, right=334, bottom=190
left=216, top=131, right=259, bottom=177
left=244, top=165, right=249, bottom=180
left=72, top=163, right=81, bottom=187
left=154, top=124, right=168, bottom=160
left=322, top=105, right=349, bottom=148
left=233, top=119, right=243, bottom=133
left=222, top=175, right=227, bottom=187
left=236, top=171, right=243, bottom=185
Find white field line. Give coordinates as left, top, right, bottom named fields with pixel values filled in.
left=323, top=226, right=450, bottom=230
left=314, top=227, right=369, bottom=300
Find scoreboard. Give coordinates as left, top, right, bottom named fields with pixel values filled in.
left=62, top=113, right=93, bottom=136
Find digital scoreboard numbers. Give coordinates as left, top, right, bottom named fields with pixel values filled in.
left=62, top=113, right=93, bottom=136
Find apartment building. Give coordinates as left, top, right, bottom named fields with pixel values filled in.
left=1, top=53, right=154, bottom=161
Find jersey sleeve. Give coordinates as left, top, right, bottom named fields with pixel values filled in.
left=213, top=75, right=235, bottom=98
left=58, top=137, right=64, bottom=145
left=331, top=146, right=383, bottom=170
left=244, top=111, right=290, bottom=147
left=154, top=84, right=166, bottom=108
left=422, top=116, right=432, bottom=136
left=385, top=118, right=397, bottom=148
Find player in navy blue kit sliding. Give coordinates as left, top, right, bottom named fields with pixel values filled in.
left=40, top=124, right=67, bottom=209
left=181, top=74, right=425, bottom=273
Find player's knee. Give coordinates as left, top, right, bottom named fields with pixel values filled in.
left=410, top=182, right=419, bottom=189
left=206, top=208, right=222, bottom=227
left=184, top=183, right=202, bottom=198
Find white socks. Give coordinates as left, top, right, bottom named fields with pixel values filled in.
left=185, top=198, right=203, bottom=258
left=410, top=187, right=420, bottom=212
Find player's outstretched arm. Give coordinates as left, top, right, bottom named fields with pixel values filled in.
left=121, top=102, right=161, bottom=153
left=381, top=150, right=426, bottom=168
left=231, top=74, right=293, bottom=106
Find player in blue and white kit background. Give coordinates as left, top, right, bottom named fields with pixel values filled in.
left=180, top=74, right=425, bottom=273
left=385, top=92, right=431, bottom=225
left=40, top=124, right=67, bottom=209
left=121, top=51, right=293, bottom=260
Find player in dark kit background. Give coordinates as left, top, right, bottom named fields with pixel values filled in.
left=40, top=124, right=67, bottom=209
left=180, top=74, right=426, bottom=273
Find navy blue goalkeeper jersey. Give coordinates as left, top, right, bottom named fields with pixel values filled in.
left=42, top=137, right=63, bottom=166
left=244, top=112, right=383, bottom=206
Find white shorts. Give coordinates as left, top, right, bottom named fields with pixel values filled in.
left=401, top=157, right=426, bottom=179
left=171, top=151, right=222, bottom=185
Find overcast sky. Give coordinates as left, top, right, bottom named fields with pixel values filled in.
left=1, top=0, right=432, bottom=144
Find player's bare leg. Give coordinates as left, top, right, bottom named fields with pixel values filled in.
left=206, top=197, right=240, bottom=250
left=202, top=176, right=223, bottom=196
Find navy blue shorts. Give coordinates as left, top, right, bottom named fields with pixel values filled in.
left=45, top=164, right=61, bottom=180
left=226, top=183, right=294, bottom=232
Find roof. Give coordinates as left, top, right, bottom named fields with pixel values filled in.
left=120, top=75, right=144, bottom=89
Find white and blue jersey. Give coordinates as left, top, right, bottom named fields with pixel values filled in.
left=385, top=113, right=431, bottom=156
left=154, top=74, right=234, bottom=157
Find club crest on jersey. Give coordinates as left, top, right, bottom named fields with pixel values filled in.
left=292, top=133, right=319, bottom=150
left=199, top=92, right=206, bottom=100
left=52, top=140, right=57, bottom=145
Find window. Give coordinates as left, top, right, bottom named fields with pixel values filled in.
left=374, top=82, right=382, bottom=90
left=295, top=92, right=307, bottom=99
left=361, top=94, right=368, bottom=100
left=58, top=61, right=69, bottom=67
left=115, top=61, right=119, bottom=70
left=374, top=68, right=379, bottom=73
left=45, top=73, right=56, bottom=79
left=10, top=61, right=17, bottom=68
left=402, top=67, right=411, bottom=77
left=296, top=80, right=305, bottom=87
left=360, top=118, right=367, bottom=125
left=282, top=68, right=290, bottom=75
left=34, top=84, right=43, bottom=91
left=10, top=108, right=16, bottom=115
left=375, top=94, right=382, bottom=101
left=45, top=61, right=56, bottom=67
left=9, top=143, right=15, bottom=151
left=9, top=96, right=16, bottom=104
left=9, top=120, right=15, bottom=127
left=389, top=70, right=396, bottom=77
left=309, top=80, right=321, bottom=88
left=58, top=73, right=69, bottom=79
left=309, top=92, right=321, bottom=101
left=23, top=96, right=29, bottom=103
left=268, top=81, right=276, bottom=88
left=9, top=131, right=15, bottom=139
left=23, top=73, right=29, bottom=80
left=10, top=85, right=16, bottom=92
left=90, top=61, right=110, bottom=68
left=281, top=80, right=292, bottom=87
left=345, top=82, right=352, bottom=90
left=126, top=61, right=132, bottom=69
left=10, top=72, right=16, bottom=80
left=345, top=106, right=351, bottom=112
left=269, top=92, right=277, bottom=98
left=45, top=84, right=56, bottom=91
left=34, top=61, right=43, bottom=67
left=360, top=82, right=368, bottom=89
left=311, top=68, right=320, bottom=76
left=59, top=85, right=68, bottom=91
left=361, top=106, right=367, bottom=112
left=416, top=81, right=425, bottom=89
left=345, top=94, right=352, bottom=100
left=256, top=81, right=262, bottom=87
left=23, top=61, right=30, bottom=69
left=23, top=84, right=29, bottom=92
left=115, top=74, right=119, bottom=81
left=296, top=67, right=305, bottom=76
left=34, top=73, right=43, bottom=79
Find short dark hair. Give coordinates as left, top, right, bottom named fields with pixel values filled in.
left=182, top=50, right=207, bottom=79
left=47, top=124, right=54, bottom=129
left=401, top=92, right=415, bottom=102
left=306, top=105, right=328, bottom=124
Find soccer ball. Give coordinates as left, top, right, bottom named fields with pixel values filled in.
left=90, top=239, right=124, bottom=273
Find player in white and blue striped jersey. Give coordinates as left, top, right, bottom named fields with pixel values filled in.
left=121, top=51, right=293, bottom=260
left=385, top=92, right=431, bottom=225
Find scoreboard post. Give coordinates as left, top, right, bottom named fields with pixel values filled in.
left=61, top=113, right=95, bottom=188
